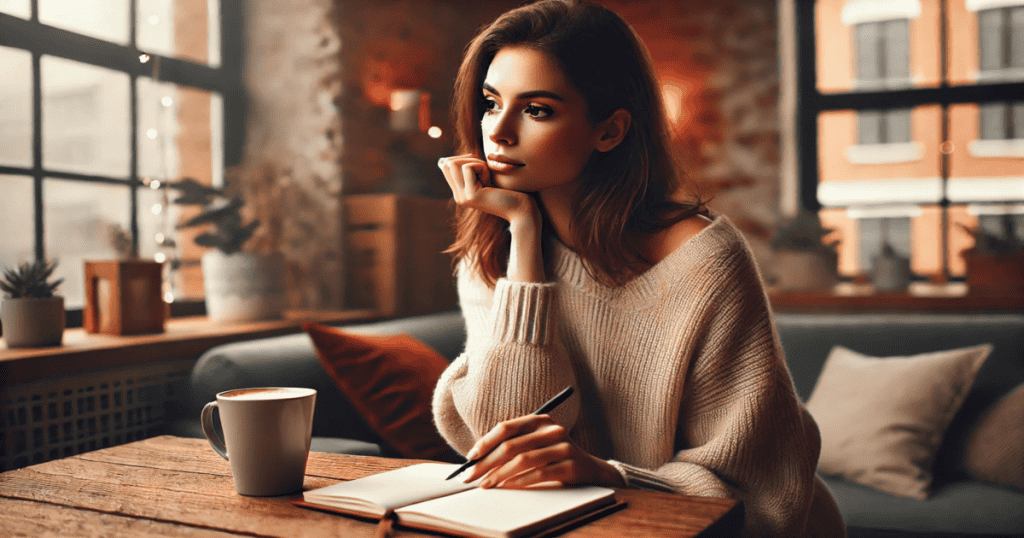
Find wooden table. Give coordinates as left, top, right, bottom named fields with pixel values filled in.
left=0, top=436, right=742, bottom=537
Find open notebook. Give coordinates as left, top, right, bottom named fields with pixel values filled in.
left=295, top=463, right=622, bottom=538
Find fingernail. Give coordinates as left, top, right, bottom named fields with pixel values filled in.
left=437, top=158, right=446, bottom=168
left=466, top=444, right=480, bottom=460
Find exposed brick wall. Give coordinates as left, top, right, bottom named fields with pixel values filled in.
left=239, top=0, right=781, bottom=307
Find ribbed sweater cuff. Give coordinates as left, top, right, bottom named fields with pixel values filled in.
left=608, top=460, right=676, bottom=493
left=492, top=278, right=557, bottom=346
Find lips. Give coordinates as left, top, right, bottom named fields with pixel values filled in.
left=486, top=154, right=524, bottom=173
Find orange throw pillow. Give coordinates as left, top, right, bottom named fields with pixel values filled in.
left=304, top=322, right=458, bottom=462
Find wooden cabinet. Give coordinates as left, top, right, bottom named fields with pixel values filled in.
left=344, top=194, right=458, bottom=317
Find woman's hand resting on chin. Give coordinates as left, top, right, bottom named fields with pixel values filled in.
left=461, top=414, right=625, bottom=489
left=438, top=154, right=539, bottom=225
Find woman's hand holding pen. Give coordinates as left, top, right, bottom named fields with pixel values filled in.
left=439, top=155, right=545, bottom=282
left=461, top=414, right=625, bottom=489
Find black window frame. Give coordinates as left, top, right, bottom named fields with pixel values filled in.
left=0, top=1, right=245, bottom=321
left=795, top=0, right=1024, bottom=279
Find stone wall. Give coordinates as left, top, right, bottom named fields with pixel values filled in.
left=238, top=0, right=782, bottom=308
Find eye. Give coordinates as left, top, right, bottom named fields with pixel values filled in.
left=524, top=103, right=552, bottom=119
left=482, top=96, right=501, bottom=115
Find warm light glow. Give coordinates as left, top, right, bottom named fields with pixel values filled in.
left=147, top=129, right=158, bottom=139
left=151, top=204, right=162, bottom=215
left=154, top=252, right=167, bottom=263
left=139, top=53, right=151, bottom=63
left=148, top=15, right=160, bottom=25
left=150, top=179, right=161, bottom=189
left=662, top=83, right=686, bottom=128
left=428, top=126, right=442, bottom=138
left=164, top=291, right=175, bottom=303
left=161, top=96, right=173, bottom=107
left=155, top=232, right=165, bottom=243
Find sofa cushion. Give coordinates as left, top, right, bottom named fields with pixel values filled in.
left=824, top=475, right=1024, bottom=537
left=964, top=382, right=1024, bottom=491
left=806, top=344, right=991, bottom=499
left=305, top=322, right=459, bottom=462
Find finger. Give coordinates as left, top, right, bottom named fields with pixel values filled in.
left=466, top=420, right=563, bottom=483
left=462, top=162, right=482, bottom=199
left=468, top=415, right=552, bottom=463
left=439, top=158, right=464, bottom=202
left=479, top=439, right=573, bottom=489
left=498, top=458, right=580, bottom=489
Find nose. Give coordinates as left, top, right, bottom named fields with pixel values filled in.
left=486, top=110, right=517, bottom=146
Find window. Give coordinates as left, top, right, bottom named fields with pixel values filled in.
left=798, top=0, right=1024, bottom=281
left=0, top=1, right=242, bottom=315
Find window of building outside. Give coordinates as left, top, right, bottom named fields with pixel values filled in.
left=0, top=0, right=238, bottom=316
left=805, top=0, right=1024, bottom=282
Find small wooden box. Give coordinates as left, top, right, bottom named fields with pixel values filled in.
left=344, top=194, right=457, bottom=317
left=84, top=260, right=166, bottom=335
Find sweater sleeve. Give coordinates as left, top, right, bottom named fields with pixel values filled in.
left=432, top=265, right=580, bottom=456
left=609, top=253, right=822, bottom=538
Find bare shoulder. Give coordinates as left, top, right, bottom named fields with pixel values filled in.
left=646, top=214, right=713, bottom=264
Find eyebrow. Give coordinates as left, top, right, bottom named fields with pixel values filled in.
left=482, top=82, right=564, bottom=102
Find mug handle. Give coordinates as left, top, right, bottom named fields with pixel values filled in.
left=201, top=401, right=229, bottom=460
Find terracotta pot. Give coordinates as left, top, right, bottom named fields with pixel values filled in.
left=963, top=250, right=1024, bottom=295
left=1, top=296, right=65, bottom=348
left=201, top=251, right=286, bottom=323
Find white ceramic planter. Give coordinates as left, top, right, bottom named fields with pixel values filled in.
left=202, top=251, right=286, bottom=323
left=773, top=250, right=838, bottom=292
left=1, top=296, right=65, bottom=347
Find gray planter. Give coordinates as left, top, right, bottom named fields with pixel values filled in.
left=1, top=296, right=65, bottom=348
left=201, top=251, right=286, bottom=323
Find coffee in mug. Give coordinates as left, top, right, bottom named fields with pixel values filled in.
left=201, top=387, right=316, bottom=496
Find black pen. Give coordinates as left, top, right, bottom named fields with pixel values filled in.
left=445, top=386, right=575, bottom=480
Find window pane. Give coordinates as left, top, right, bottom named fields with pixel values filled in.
left=1013, top=7, right=1024, bottom=70
left=979, top=103, right=1006, bottom=140
left=137, top=79, right=222, bottom=184
left=856, top=23, right=880, bottom=81
left=0, top=46, right=32, bottom=168
left=885, top=109, right=912, bottom=144
left=948, top=103, right=1024, bottom=208
left=818, top=106, right=941, bottom=207
left=42, top=57, right=130, bottom=177
left=0, top=0, right=31, bottom=19
left=978, top=9, right=1004, bottom=72
left=0, top=176, right=36, bottom=274
left=43, top=179, right=131, bottom=309
left=858, top=110, right=881, bottom=145
left=137, top=0, right=222, bottom=67
left=817, top=0, right=939, bottom=93
left=884, top=19, right=910, bottom=79
left=1014, top=102, right=1024, bottom=139
left=39, top=0, right=129, bottom=45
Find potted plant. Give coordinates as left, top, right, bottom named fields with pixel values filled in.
left=167, top=176, right=285, bottom=322
left=1, top=259, right=66, bottom=347
left=770, top=210, right=840, bottom=292
left=959, top=214, right=1024, bottom=295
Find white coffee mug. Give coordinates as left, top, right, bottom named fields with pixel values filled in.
left=201, top=387, right=316, bottom=496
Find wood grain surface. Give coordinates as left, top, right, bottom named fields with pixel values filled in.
left=0, top=435, right=741, bottom=538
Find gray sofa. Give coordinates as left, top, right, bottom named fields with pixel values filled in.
left=168, top=309, right=1024, bottom=538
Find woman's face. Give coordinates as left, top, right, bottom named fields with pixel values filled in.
left=480, top=46, right=602, bottom=195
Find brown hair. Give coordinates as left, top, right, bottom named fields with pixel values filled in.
left=448, top=0, right=707, bottom=287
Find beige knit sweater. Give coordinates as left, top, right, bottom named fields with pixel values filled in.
left=432, top=217, right=845, bottom=537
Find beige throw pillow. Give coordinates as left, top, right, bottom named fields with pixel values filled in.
left=806, top=344, right=992, bottom=499
left=964, top=383, right=1024, bottom=491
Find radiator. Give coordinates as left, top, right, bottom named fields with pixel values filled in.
left=0, top=358, right=193, bottom=472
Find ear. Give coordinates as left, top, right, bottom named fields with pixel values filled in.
left=594, top=109, right=631, bottom=153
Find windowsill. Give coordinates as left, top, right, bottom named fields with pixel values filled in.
left=769, top=282, right=1024, bottom=313
left=974, top=68, right=1024, bottom=84
left=968, top=139, right=1024, bottom=159
left=0, top=309, right=380, bottom=385
left=845, top=142, right=923, bottom=164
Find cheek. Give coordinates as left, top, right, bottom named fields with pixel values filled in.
left=532, top=125, right=594, bottom=171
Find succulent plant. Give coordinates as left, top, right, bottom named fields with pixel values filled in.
left=960, top=214, right=1024, bottom=258
left=771, top=210, right=840, bottom=254
left=1, top=259, right=64, bottom=299
left=166, top=177, right=260, bottom=255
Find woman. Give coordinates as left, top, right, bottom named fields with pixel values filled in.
left=432, top=1, right=845, bottom=536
